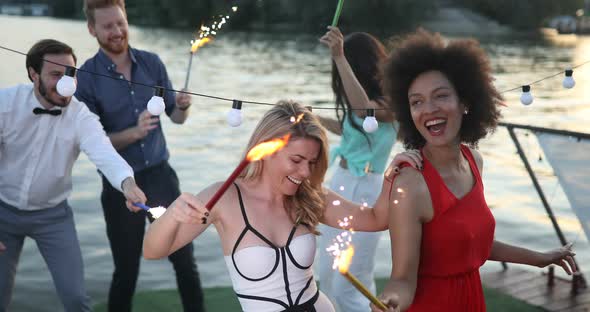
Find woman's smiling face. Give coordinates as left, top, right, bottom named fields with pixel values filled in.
left=264, top=137, right=320, bottom=196
left=408, top=70, right=466, bottom=147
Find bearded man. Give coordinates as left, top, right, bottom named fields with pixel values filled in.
left=74, top=1, right=205, bottom=311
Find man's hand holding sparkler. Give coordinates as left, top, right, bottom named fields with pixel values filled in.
left=170, top=89, right=192, bottom=124
left=175, top=89, right=192, bottom=112
left=122, top=177, right=147, bottom=212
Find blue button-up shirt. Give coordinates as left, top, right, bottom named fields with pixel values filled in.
left=75, top=47, right=176, bottom=172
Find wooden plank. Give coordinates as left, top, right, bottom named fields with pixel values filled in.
left=481, top=268, right=590, bottom=312
left=544, top=292, right=590, bottom=311
left=509, top=278, right=558, bottom=297
left=482, top=269, right=539, bottom=289
left=523, top=285, right=574, bottom=307
left=556, top=303, right=590, bottom=312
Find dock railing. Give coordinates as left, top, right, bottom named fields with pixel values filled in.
left=499, top=122, right=588, bottom=294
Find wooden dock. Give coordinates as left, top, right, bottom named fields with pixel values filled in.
left=481, top=267, right=590, bottom=311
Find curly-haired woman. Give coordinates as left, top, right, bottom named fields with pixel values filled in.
left=373, top=30, right=576, bottom=312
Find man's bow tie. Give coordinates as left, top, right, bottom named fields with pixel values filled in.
left=33, top=107, right=62, bottom=116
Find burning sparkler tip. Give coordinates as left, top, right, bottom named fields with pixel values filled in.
left=246, top=134, right=291, bottom=161
left=147, top=206, right=167, bottom=219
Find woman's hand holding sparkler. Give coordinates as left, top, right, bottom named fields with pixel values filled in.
left=168, top=193, right=211, bottom=225
left=370, top=291, right=400, bottom=312
left=319, top=26, right=344, bottom=60
left=143, top=192, right=210, bottom=259
left=122, top=177, right=147, bottom=212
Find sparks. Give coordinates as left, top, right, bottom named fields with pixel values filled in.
left=149, top=206, right=167, bottom=219
left=189, top=6, right=239, bottom=54
left=327, top=214, right=355, bottom=269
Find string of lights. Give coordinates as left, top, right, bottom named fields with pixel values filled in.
left=507, top=60, right=590, bottom=106
left=0, top=44, right=387, bottom=130
left=1, top=42, right=589, bottom=129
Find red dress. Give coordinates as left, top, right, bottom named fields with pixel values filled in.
left=406, top=145, right=495, bottom=312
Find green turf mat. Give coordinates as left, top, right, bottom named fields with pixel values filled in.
left=94, top=278, right=544, bottom=311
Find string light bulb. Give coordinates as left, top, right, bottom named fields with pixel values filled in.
left=56, top=66, right=77, bottom=97
left=227, top=99, right=243, bottom=127
left=520, top=85, right=533, bottom=106
left=362, top=108, right=378, bottom=133
left=562, top=68, right=575, bottom=89
left=147, top=86, right=166, bottom=115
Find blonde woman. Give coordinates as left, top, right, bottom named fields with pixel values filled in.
left=144, top=101, right=409, bottom=312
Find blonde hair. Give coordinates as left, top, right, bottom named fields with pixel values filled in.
left=240, top=100, right=328, bottom=234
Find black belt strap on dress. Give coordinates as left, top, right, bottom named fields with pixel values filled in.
left=283, top=289, right=319, bottom=312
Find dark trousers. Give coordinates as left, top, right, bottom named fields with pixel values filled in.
left=101, top=161, right=205, bottom=312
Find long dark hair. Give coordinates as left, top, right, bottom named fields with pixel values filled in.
left=332, top=32, right=387, bottom=140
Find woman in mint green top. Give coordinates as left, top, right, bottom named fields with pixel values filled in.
left=331, top=114, right=397, bottom=177
left=317, top=27, right=397, bottom=312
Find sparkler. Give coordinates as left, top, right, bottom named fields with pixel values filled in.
left=204, top=134, right=290, bottom=211
left=326, top=214, right=354, bottom=269
left=289, top=113, right=305, bottom=124
left=331, top=0, right=345, bottom=26
left=184, top=6, right=238, bottom=90
left=326, top=210, right=388, bottom=310
left=133, top=203, right=167, bottom=219
left=337, top=246, right=388, bottom=310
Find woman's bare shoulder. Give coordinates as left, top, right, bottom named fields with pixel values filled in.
left=467, top=146, right=484, bottom=173
left=391, top=167, right=433, bottom=221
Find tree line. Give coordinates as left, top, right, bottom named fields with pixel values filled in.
left=453, top=0, right=585, bottom=29
left=28, top=0, right=590, bottom=33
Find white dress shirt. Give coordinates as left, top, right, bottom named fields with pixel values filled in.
left=0, top=84, right=133, bottom=211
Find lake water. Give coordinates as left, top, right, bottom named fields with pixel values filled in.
left=1, top=15, right=589, bottom=311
